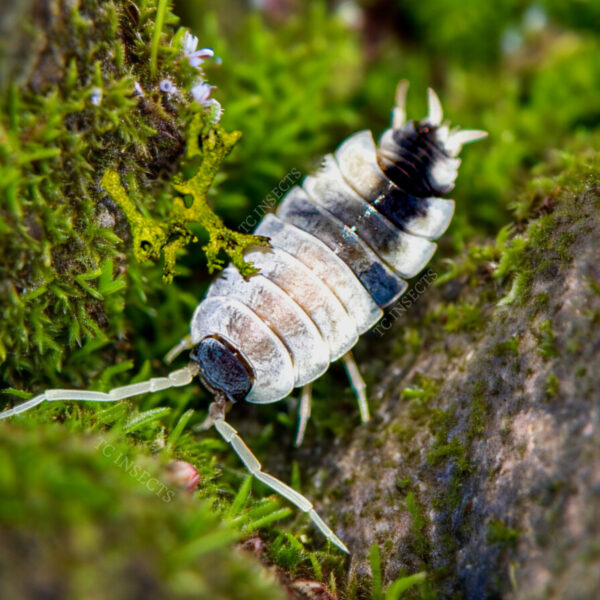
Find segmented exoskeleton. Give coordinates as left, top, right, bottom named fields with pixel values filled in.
left=0, top=82, right=486, bottom=554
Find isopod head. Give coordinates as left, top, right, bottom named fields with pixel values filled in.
left=191, top=336, right=254, bottom=402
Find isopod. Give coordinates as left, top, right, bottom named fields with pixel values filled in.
left=0, top=82, right=486, bottom=554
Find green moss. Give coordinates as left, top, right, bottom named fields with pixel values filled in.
left=536, top=320, right=558, bottom=360
left=487, top=518, right=519, bottom=548
left=427, top=437, right=468, bottom=469
left=405, top=491, right=431, bottom=560
left=0, top=413, right=289, bottom=599
left=534, top=292, right=550, bottom=311
left=393, top=424, right=417, bottom=445
left=493, top=335, right=521, bottom=359
left=2, top=1, right=600, bottom=597
left=180, top=3, right=362, bottom=227
left=403, top=374, right=442, bottom=421
left=467, top=396, right=487, bottom=441
left=442, top=302, right=484, bottom=333
left=102, top=116, right=268, bottom=282
left=0, top=0, right=248, bottom=389
left=545, top=373, right=559, bottom=399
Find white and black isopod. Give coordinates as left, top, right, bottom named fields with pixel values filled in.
left=0, top=82, right=486, bottom=553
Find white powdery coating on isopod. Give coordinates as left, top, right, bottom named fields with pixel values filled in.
left=243, top=246, right=358, bottom=362
left=191, top=297, right=295, bottom=404
left=430, top=156, right=461, bottom=190
left=303, top=153, right=437, bottom=277
left=207, top=266, right=329, bottom=386
left=254, top=215, right=382, bottom=334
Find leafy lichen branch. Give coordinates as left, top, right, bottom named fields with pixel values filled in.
left=101, top=114, right=269, bottom=282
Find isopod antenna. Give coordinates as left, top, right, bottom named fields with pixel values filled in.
left=0, top=366, right=350, bottom=553
left=0, top=363, right=200, bottom=419
left=207, top=394, right=350, bottom=554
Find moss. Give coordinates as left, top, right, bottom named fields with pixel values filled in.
left=0, top=413, right=289, bottom=599
left=2, top=1, right=600, bottom=597
left=428, top=437, right=468, bottom=469
left=102, top=116, right=267, bottom=282
left=533, top=292, right=550, bottom=311
left=486, top=518, right=520, bottom=549
left=405, top=491, right=431, bottom=560
left=493, top=335, right=520, bottom=359
left=545, top=373, right=559, bottom=399
left=467, top=396, right=487, bottom=441
left=403, top=374, right=442, bottom=421
left=393, top=424, right=417, bottom=445
left=442, top=302, right=484, bottom=333
left=536, top=319, right=558, bottom=360
left=0, top=0, right=259, bottom=389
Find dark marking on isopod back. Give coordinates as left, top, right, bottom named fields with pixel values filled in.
left=191, top=336, right=254, bottom=402
left=358, top=262, right=406, bottom=308
left=384, top=121, right=451, bottom=196
left=372, top=189, right=430, bottom=231
left=277, top=188, right=406, bottom=307
left=373, top=122, right=452, bottom=230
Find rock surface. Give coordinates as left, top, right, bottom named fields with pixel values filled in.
left=310, top=176, right=600, bottom=598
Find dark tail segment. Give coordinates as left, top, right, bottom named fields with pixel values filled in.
left=375, top=123, right=454, bottom=232
left=383, top=124, right=451, bottom=196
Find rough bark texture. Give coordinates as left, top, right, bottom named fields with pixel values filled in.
left=309, top=177, right=600, bottom=598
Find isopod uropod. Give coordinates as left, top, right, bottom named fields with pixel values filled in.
left=0, top=82, right=486, bottom=554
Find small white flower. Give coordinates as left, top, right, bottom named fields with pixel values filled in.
left=182, top=31, right=199, bottom=55
left=159, top=79, right=175, bottom=93
left=206, top=98, right=223, bottom=124
left=182, top=31, right=214, bottom=68
left=90, top=87, right=102, bottom=106
left=191, top=81, right=215, bottom=104
left=190, top=82, right=222, bottom=123
left=133, top=81, right=145, bottom=97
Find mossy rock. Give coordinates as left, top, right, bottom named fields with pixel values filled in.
left=313, top=155, right=600, bottom=598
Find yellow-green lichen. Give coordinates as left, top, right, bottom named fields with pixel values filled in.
left=102, top=115, right=268, bottom=282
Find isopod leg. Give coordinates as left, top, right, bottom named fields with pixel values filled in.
left=210, top=399, right=349, bottom=554
left=294, top=383, right=312, bottom=447
left=164, top=334, right=195, bottom=364
left=342, top=351, right=370, bottom=423
left=0, top=364, right=199, bottom=420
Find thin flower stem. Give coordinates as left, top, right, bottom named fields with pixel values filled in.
left=150, top=0, right=168, bottom=78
